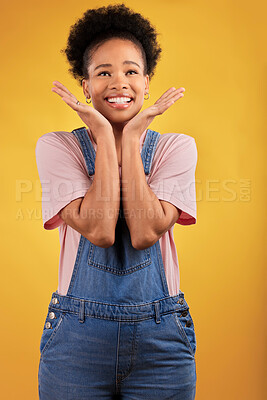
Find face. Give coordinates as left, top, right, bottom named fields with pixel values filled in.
left=82, top=38, right=149, bottom=128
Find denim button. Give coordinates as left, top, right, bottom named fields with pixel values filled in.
left=185, top=319, right=192, bottom=327
left=49, top=312, right=56, bottom=319
left=45, top=322, right=52, bottom=329
left=181, top=310, right=188, bottom=317
left=177, top=298, right=184, bottom=305
left=52, top=298, right=59, bottom=305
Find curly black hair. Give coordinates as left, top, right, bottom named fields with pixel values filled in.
left=60, top=3, right=162, bottom=86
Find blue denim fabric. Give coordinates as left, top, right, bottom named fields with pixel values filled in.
left=38, top=127, right=197, bottom=399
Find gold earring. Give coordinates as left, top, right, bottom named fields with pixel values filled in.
left=86, top=97, right=92, bottom=104
left=144, top=92, right=150, bottom=100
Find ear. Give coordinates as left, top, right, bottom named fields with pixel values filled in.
left=144, top=74, right=149, bottom=94
left=82, top=79, right=90, bottom=99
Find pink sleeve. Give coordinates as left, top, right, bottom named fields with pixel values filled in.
left=35, top=132, right=91, bottom=230
left=148, top=134, right=198, bottom=225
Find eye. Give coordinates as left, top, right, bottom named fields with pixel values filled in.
left=97, top=70, right=138, bottom=77
left=98, top=71, right=110, bottom=76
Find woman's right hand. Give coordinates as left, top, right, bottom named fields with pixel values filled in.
left=51, top=81, right=113, bottom=143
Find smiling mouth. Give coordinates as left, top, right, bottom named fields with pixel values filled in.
left=104, top=98, right=133, bottom=109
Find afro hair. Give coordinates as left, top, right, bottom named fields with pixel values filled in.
left=60, top=3, right=162, bottom=86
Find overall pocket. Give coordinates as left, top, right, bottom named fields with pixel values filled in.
left=39, top=307, right=66, bottom=358
left=88, top=242, right=151, bottom=275
left=87, top=203, right=153, bottom=275
left=172, top=307, right=197, bottom=357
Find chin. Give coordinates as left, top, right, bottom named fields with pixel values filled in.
left=107, top=112, right=137, bottom=124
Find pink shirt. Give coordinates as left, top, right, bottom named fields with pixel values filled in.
left=35, top=128, right=197, bottom=296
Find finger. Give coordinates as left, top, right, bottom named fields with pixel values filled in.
left=53, top=81, right=74, bottom=96
left=52, top=81, right=74, bottom=97
left=156, top=90, right=184, bottom=109
left=166, top=88, right=185, bottom=101
left=152, top=91, right=184, bottom=115
left=155, top=87, right=176, bottom=103
left=156, top=88, right=185, bottom=105
left=156, top=87, right=185, bottom=103
left=166, top=90, right=185, bottom=103
left=161, top=92, right=184, bottom=109
left=52, top=86, right=77, bottom=103
left=61, top=96, right=87, bottom=112
left=161, top=93, right=184, bottom=111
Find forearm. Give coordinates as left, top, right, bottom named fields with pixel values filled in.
left=80, top=132, right=120, bottom=245
left=121, top=133, right=165, bottom=249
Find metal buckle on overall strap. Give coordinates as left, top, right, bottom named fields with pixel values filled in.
left=153, top=302, right=161, bottom=324
left=79, top=299, right=85, bottom=323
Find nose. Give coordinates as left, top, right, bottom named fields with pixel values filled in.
left=109, top=72, right=129, bottom=90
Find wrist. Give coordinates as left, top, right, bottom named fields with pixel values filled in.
left=122, top=129, right=141, bottom=143
left=95, top=129, right=115, bottom=145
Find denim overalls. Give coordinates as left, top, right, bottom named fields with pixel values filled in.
left=38, top=127, right=197, bottom=400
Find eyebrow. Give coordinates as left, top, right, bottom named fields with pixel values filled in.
left=94, top=60, right=141, bottom=71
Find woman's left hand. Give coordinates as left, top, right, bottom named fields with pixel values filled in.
left=123, top=87, right=185, bottom=137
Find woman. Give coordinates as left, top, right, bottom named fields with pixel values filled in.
left=36, top=4, right=198, bottom=399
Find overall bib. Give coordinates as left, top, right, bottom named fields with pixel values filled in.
left=38, top=127, right=197, bottom=400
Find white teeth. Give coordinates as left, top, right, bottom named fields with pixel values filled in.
left=107, top=97, right=132, bottom=103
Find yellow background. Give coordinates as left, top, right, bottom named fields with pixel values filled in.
left=1, top=0, right=266, bottom=398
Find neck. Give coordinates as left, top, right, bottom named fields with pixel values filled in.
left=110, top=122, right=126, bottom=167
left=110, top=121, right=126, bottom=142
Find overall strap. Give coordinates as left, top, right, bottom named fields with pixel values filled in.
left=71, top=127, right=161, bottom=176
left=72, top=127, right=95, bottom=176
left=141, top=129, right=161, bottom=175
